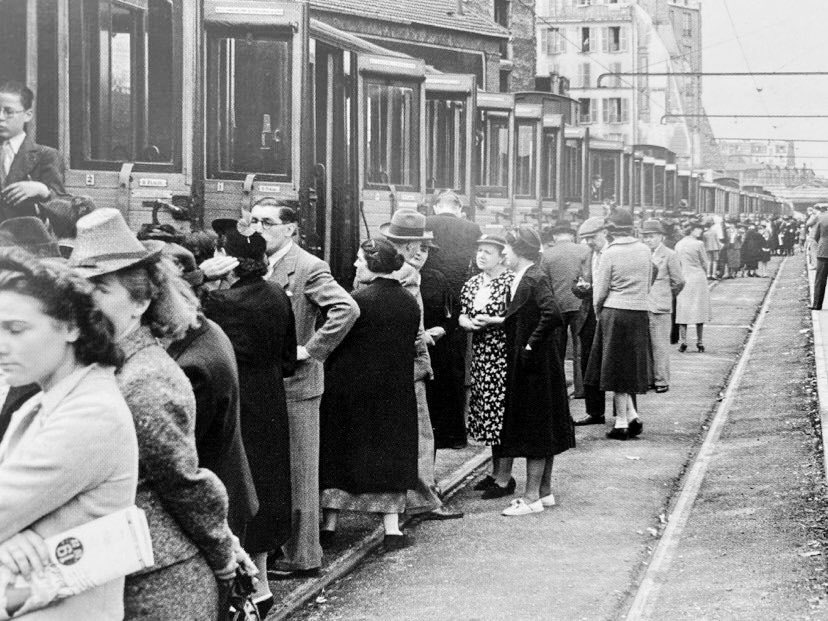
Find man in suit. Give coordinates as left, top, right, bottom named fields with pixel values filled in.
left=250, top=198, right=360, bottom=578
left=0, top=82, right=65, bottom=223
left=540, top=219, right=592, bottom=398
left=383, top=209, right=464, bottom=521
left=572, top=217, right=608, bottom=425
left=812, top=207, right=828, bottom=310
left=642, top=219, right=685, bottom=393
left=423, top=191, right=481, bottom=448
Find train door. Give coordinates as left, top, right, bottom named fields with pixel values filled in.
left=357, top=54, right=426, bottom=236
left=540, top=113, right=564, bottom=221
left=473, top=92, right=514, bottom=229
left=512, top=101, right=542, bottom=225
left=563, top=129, right=586, bottom=217
left=202, top=1, right=308, bottom=226
left=311, top=40, right=359, bottom=286
left=424, top=74, right=475, bottom=216
left=665, top=165, right=676, bottom=211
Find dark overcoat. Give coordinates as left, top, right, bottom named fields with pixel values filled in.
left=166, top=317, right=259, bottom=540
left=500, top=265, right=575, bottom=458
left=203, top=277, right=296, bottom=553
left=741, top=229, right=765, bottom=268
left=320, top=278, right=419, bottom=494
left=0, top=135, right=66, bottom=222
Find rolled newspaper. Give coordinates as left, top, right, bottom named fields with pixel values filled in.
left=0, top=506, right=153, bottom=618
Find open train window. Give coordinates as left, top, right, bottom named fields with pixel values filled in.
left=514, top=121, right=536, bottom=199
left=426, top=97, right=466, bottom=194
left=540, top=129, right=557, bottom=200
left=69, top=0, right=181, bottom=170
left=364, top=80, right=419, bottom=191
left=475, top=110, right=509, bottom=198
left=207, top=30, right=292, bottom=180
left=644, top=164, right=655, bottom=206
left=563, top=139, right=582, bottom=202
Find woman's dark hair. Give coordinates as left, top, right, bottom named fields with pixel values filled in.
left=235, top=257, right=268, bottom=279
left=181, top=231, right=217, bottom=265
left=0, top=248, right=122, bottom=367
left=361, top=238, right=404, bottom=274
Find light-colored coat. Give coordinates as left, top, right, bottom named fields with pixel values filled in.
left=593, top=236, right=652, bottom=312
left=675, top=236, right=712, bottom=324
left=268, top=243, right=359, bottom=401
left=0, top=364, right=138, bottom=620
left=648, top=243, right=685, bottom=314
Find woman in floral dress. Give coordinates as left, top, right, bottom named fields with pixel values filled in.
left=459, top=234, right=514, bottom=497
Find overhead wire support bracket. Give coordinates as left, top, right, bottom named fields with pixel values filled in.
left=596, top=71, right=828, bottom=88
left=660, top=113, right=828, bottom=125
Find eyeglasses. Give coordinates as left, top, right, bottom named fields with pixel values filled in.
left=419, top=244, right=431, bottom=252
left=249, top=217, right=284, bottom=229
left=0, top=108, right=26, bottom=118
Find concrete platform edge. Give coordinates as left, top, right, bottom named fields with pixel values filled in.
left=805, top=265, right=828, bottom=477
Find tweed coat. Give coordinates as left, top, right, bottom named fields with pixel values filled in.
left=166, top=317, right=259, bottom=540
left=0, top=135, right=66, bottom=222
left=674, top=236, right=712, bottom=324
left=204, top=277, right=296, bottom=553
left=268, top=243, right=359, bottom=401
left=648, top=243, right=685, bottom=314
left=117, top=327, right=235, bottom=607
left=320, top=278, right=420, bottom=493
left=500, top=265, right=575, bottom=458
left=0, top=364, right=138, bottom=619
left=540, top=239, right=592, bottom=314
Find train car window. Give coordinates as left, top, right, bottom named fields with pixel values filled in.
left=644, top=164, right=655, bottom=206
left=0, top=0, right=27, bottom=85
left=475, top=110, right=509, bottom=198
left=426, top=97, right=466, bottom=194
left=563, top=139, right=582, bottom=202
left=590, top=152, right=617, bottom=202
left=69, top=0, right=181, bottom=170
left=666, top=171, right=676, bottom=208
left=514, top=121, right=536, bottom=199
left=634, top=161, right=642, bottom=206
left=654, top=165, right=665, bottom=206
left=540, top=129, right=557, bottom=200
left=207, top=32, right=292, bottom=180
left=364, top=80, right=419, bottom=190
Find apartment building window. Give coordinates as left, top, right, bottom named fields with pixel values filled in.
left=603, top=26, right=627, bottom=53
left=579, top=98, right=598, bottom=124
left=603, top=97, right=629, bottom=124
left=579, top=62, right=591, bottom=88
left=581, top=27, right=591, bottom=53
left=682, top=12, right=692, bottom=37
left=494, top=0, right=509, bottom=29
left=542, top=27, right=566, bottom=55
left=639, top=89, right=650, bottom=122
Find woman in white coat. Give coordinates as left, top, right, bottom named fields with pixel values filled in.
left=675, top=222, right=713, bottom=352
left=0, top=249, right=138, bottom=619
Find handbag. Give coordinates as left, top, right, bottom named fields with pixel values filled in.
left=227, top=567, right=262, bottom=621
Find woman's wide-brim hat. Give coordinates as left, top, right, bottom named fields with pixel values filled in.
left=476, top=233, right=506, bottom=249
left=0, top=217, right=62, bottom=258
left=70, top=208, right=161, bottom=277
left=605, top=208, right=634, bottom=232
left=379, top=209, right=435, bottom=242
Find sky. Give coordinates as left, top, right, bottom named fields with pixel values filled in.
left=702, top=0, right=828, bottom=175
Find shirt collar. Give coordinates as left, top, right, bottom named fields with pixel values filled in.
left=268, top=240, right=293, bottom=270
left=4, top=132, right=25, bottom=155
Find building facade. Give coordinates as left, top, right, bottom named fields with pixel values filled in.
left=718, top=139, right=797, bottom=168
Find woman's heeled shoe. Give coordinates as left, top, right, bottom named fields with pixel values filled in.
left=606, top=427, right=629, bottom=441
left=678, top=343, right=687, bottom=353
left=473, top=475, right=496, bottom=491
left=481, top=477, right=516, bottom=499
left=697, top=343, right=705, bottom=353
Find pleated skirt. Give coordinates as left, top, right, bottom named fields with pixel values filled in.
left=585, top=307, right=651, bottom=394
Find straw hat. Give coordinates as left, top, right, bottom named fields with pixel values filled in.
left=69, top=208, right=161, bottom=277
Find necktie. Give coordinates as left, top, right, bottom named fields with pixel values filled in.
left=0, top=141, right=12, bottom=187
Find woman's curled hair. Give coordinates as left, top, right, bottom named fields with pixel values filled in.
left=361, top=238, right=404, bottom=274
left=0, top=248, right=122, bottom=367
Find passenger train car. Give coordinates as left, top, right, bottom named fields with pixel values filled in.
left=1, top=0, right=789, bottom=284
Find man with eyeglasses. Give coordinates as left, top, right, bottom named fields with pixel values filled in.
left=250, top=197, right=360, bottom=579
left=0, top=82, right=65, bottom=223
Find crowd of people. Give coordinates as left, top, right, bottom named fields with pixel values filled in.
left=0, top=78, right=807, bottom=619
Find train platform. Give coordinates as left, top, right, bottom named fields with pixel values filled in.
left=268, top=254, right=828, bottom=620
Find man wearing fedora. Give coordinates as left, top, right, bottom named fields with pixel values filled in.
left=641, top=219, right=684, bottom=393
left=541, top=219, right=592, bottom=398
left=381, top=209, right=464, bottom=521
left=0, top=216, right=64, bottom=441
left=250, top=197, right=360, bottom=578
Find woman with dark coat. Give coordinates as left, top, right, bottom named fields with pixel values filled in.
left=203, top=228, right=296, bottom=614
left=741, top=221, right=765, bottom=277
left=319, top=239, right=420, bottom=550
left=498, top=226, right=574, bottom=516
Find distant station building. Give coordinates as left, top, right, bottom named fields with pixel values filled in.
left=718, top=139, right=797, bottom=168
left=310, top=0, right=509, bottom=92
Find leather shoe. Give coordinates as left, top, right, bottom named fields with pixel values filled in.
left=606, top=427, right=629, bottom=441
left=678, top=343, right=687, bottom=353
left=319, top=529, right=336, bottom=549
left=654, top=385, right=669, bottom=393
left=418, top=506, right=464, bottom=520
left=473, top=475, right=496, bottom=491
left=573, top=414, right=605, bottom=426
left=628, top=418, right=643, bottom=438
left=383, top=533, right=408, bottom=551
left=481, top=477, right=516, bottom=499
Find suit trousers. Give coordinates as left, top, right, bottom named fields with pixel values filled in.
left=281, top=396, right=322, bottom=570
left=557, top=310, right=584, bottom=397
left=814, top=258, right=828, bottom=310
left=649, top=312, right=672, bottom=388
left=579, top=305, right=606, bottom=418
left=405, top=380, right=442, bottom=514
